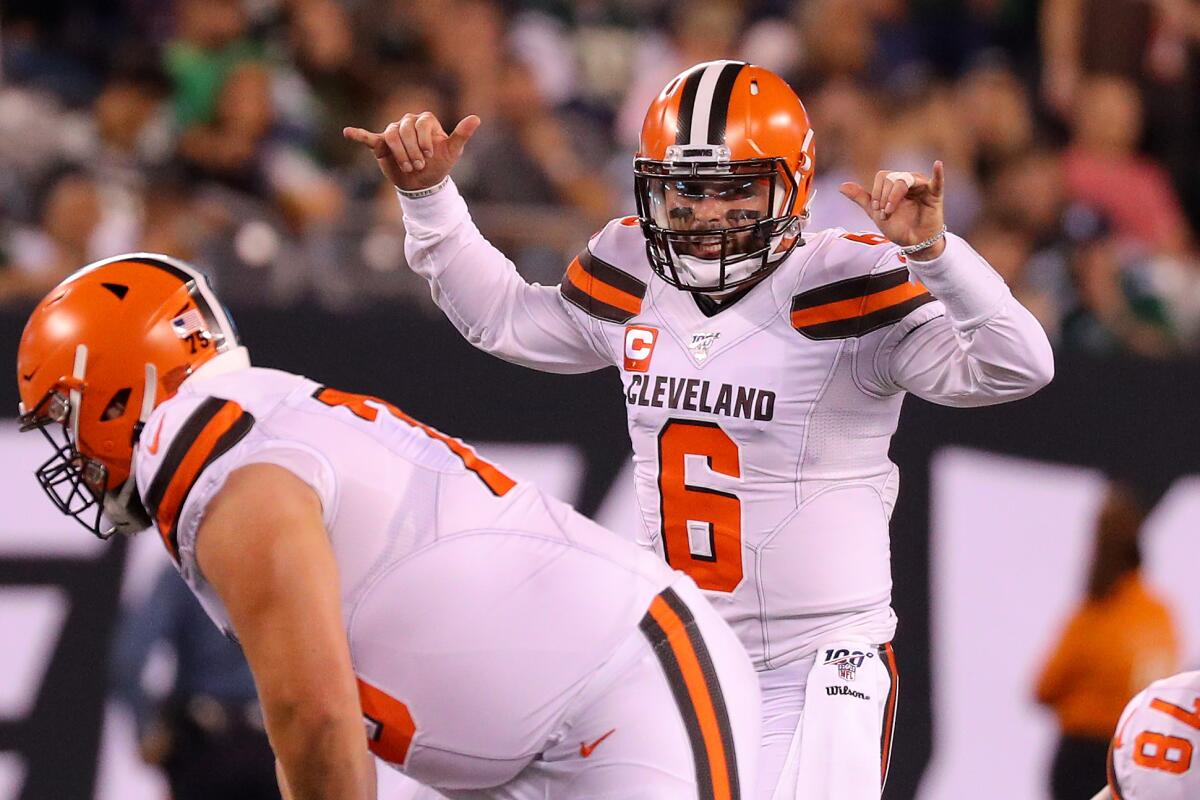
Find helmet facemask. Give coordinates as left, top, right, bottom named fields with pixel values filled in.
left=634, top=148, right=803, bottom=293
left=18, top=348, right=155, bottom=539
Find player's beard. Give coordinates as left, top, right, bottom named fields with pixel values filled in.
left=670, top=226, right=759, bottom=260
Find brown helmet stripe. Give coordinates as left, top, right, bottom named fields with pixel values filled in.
left=674, top=65, right=706, bottom=145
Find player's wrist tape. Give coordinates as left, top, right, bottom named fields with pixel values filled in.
left=897, top=225, right=948, bottom=257
left=397, top=176, right=451, bottom=199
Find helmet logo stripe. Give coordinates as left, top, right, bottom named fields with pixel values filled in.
left=705, top=62, right=746, bottom=146
left=686, top=63, right=727, bottom=146
left=674, top=66, right=706, bottom=146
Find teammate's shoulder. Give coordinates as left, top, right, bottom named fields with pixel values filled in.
left=560, top=214, right=652, bottom=325
left=133, top=368, right=306, bottom=514
left=134, top=391, right=256, bottom=562
left=786, top=227, right=935, bottom=340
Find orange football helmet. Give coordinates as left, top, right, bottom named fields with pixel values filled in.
left=635, top=60, right=815, bottom=292
left=16, top=254, right=245, bottom=537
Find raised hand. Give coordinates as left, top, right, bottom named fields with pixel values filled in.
left=344, top=113, right=481, bottom=194
left=839, top=161, right=947, bottom=259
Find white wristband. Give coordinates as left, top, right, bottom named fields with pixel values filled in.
left=397, top=176, right=451, bottom=199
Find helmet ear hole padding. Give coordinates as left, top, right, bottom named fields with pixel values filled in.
left=101, top=388, right=132, bottom=422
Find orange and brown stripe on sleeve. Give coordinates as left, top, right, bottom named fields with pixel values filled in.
left=640, top=587, right=740, bottom=800
left=879, top=643, right=900, bottom=789
left=560, top=249, right=647, bottom=324
left=790, top=267, right=935, bottom=340
left=143, top=397, right=255, bottom=562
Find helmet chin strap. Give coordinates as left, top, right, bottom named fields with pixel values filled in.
left=104, top=362, right=158, bottom=536
left=139, top=362, right=158, bottom=423
left=797, top=187, right=815, bottom=232
left=69, top=344, right=88, bottom=445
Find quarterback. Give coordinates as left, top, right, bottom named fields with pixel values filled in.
left=1092, top=670, right=1200, bottom=800
left=347, top=60, right=1053, bottom=799
left=16, top=254, right=761, bottom=799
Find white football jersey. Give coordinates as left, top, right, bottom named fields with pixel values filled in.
left=1109, top=671, right=1200, bottom=800
left=401, top=180, right=1053, bottom=668
left=132, top=362, right=694, bottom=789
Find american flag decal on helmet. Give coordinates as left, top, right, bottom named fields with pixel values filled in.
left=171, top=308, right=207, bottom=339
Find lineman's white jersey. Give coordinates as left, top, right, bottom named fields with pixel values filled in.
left=1109, top=671, right=1200, bottom=799
left=402, top=179, right=1053, bottom=668
left=130, top=362, right=762, bottom=796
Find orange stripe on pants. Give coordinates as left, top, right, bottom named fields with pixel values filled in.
left=647, top=594, right=735, bottom=800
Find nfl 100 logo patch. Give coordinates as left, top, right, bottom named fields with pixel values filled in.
left=687, top=331, right=720, bottom=362
left=823, top=647, right=875, bottom=682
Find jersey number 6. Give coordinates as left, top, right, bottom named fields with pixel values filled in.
left=657, top=419, right=742, bottom=592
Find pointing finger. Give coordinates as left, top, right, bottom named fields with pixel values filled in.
left=839, top=182, right=872, bottom=214
left=342, top=126, right=378, bottom=145
left=343, top=127, right=390, bottom=158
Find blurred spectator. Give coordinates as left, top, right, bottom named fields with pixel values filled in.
left=1061, top=76, right=1191, bottom=255
left=988, top=150, right=1068, bottom=249
left=465, top=58, right=611, bottom=216
left=1035, top=482, right=1180, bottom=800
left=969, top=216, right=1060, bottom=333
left=1057, top=205, right=1179, bottom=357
left=1, top=169, right=103, bottom=301
left=179, top=62, right=344, bottom=230
left=164, top=0, right=259, bottom=128
left=424, top=0, right=508, bottom=120
left=274, top=0, right=371, bottom=167
left=92, top=75, right=173, bottom=177
left=0, top=0, right=1197, bottom=342
left=806, top=79, right=886, bottom=233
left=877, top=80, right=982, bottom=232
left=1040, top=0, right=1200, bottom=234
left=616, top=0, right=744, bottom=148
left=458, top=56, right=613, bottom=281
left=794, top=0, right=879, bottom=89
left=178, top=62, right=275, bottom=190
left=957, top=60, right=1035, bottom=184
left=110, top=567, right=279, bottom=800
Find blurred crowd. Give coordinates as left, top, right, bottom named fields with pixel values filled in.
left=2, top=0, right=1199, bottom=356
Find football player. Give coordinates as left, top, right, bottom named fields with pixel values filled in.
left=1090, top=670, right=1200, bottom=800
left=16, top=254, right=761, bottom=799
left=346, top=60, right=1054, bottom=799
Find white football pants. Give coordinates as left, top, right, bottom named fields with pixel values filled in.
left=758, top=640, right=899, bottom=800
